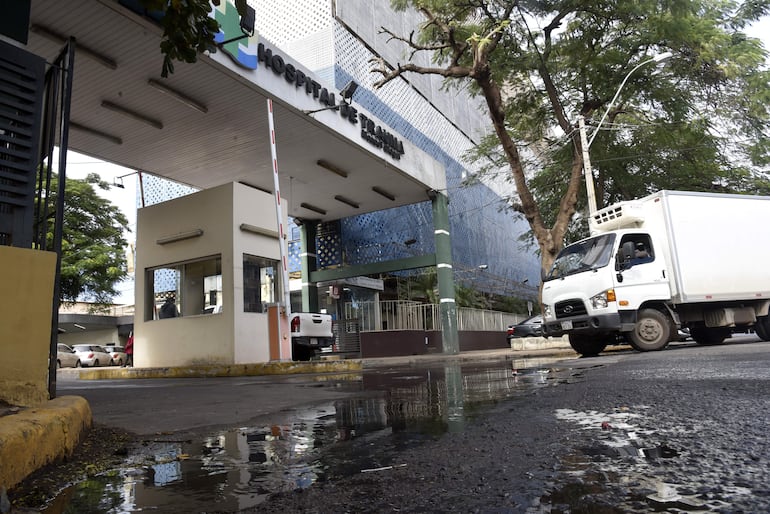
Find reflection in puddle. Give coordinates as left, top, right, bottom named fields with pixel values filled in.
left=44, top=360, right=579, bottom=513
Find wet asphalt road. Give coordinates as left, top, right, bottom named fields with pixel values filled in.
left=255, top=336, right=770, bottom=513
left=48, top=336, right=770, bottom=512
left=56, top=371, right=365, bottom=436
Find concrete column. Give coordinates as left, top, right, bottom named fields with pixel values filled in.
left=431, top=191, right=459, bottom=354
left=374, top=291, right=382, bottom=330
left=299, top=221, right=319, bottom=312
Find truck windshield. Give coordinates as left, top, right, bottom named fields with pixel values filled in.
left=545, top=233, right=616, bottom=281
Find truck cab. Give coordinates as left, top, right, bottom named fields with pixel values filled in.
left=542, top=229, right=673, bottom=355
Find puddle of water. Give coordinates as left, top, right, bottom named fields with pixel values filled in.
left=41, top=360, right=581, bottom=513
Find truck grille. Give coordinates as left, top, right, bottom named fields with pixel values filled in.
left=555, top=299, right=587, bottom=319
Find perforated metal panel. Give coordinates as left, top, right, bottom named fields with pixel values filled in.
left=340, top=204, right=434, bottom=266
left=250, top=0, right=334, bottom=78
left=140, top=174, right=199, bottom=207
left=250, top=0, right=331, bottom=47
left=0, top=40, right=46, bottom=247
left=317, top=220, right=342, bottom=268
left=329, top=24, right=538, bottom=287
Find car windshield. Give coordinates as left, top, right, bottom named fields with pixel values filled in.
left=522, top=315, right=542, bottom=325
left=545, top=233, right=615, bottom=281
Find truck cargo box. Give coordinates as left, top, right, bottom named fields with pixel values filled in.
left=591, top=190, right=770, bottom=304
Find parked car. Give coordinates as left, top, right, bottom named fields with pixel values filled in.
left=72, top=344, right=113, bottom=367
left=506, top=315, right=544, bottom=340
left=56, top=343, right=81, bottom=368
left=103, top=344, right=127, bottom=366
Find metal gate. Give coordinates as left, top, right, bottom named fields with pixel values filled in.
left=332, top=318, right=361, bottom=355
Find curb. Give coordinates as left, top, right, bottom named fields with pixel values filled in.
left=0, top=396, right=92, bottom=491
left=73, top=359, right=363, bottom=380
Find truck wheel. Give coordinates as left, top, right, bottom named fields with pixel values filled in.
left=755, top=317, right=770, bottom=341
left=690, top=326, right=729, bottom=345
left=568, top=334, right=607, bottom=356
left=292, top=345, right=311, bottom=361
left=628, top=309, right=671, bottom=351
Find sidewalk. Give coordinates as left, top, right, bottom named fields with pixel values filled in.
left=0, top=339, right=575, bottom=493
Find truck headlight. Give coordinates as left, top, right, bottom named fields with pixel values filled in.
left=590, top=289, right=616, bottom=309
left=542, top=305, right=552, bottom=318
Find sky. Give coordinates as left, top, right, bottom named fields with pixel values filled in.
left=61, top=15, right=770, bottom=305
left=57, top=151, right=139, bottom=304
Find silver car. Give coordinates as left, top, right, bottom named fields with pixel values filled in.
left=56, top=343, right=82, bottom=368
left=72, top=344, right=113, bottom=367
left=103, top=345, right=127, bottom=366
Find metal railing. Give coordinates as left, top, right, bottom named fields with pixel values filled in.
left=344, top=300, right=525, bottom=332
left=457, top=307, right=524, bottom=331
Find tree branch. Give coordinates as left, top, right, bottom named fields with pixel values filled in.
left=378, top=27, right=453, bottom=54
left=370, top=58, right=471, bottom=89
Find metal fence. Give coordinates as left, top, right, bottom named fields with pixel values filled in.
left=344, top=300, right=525, bottom=332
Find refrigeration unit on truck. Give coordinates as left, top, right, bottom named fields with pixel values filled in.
left=541, top=190, right=770, bottom=356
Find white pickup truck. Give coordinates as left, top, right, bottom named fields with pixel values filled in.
left=290, top=312, right=334, bottom=360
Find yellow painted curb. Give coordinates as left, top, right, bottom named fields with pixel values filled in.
left=77, top=359, right=363, bottom=380
left=0, top=396, right=92, bottom=490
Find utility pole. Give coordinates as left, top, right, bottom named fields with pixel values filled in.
left=578, top=115, right=598, bottom=215
left=579, top=51, right=673, bottom=218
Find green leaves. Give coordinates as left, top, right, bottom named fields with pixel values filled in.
left=139, top=0, right=249, bottom=77
left=386, top=0, right=770, bottom=274
left=44, top=174, right=130, bottom=304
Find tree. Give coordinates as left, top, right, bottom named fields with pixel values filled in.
left=138, top=0, right=249, bottom=77
left=369, top=0, right=770, bottom=274
left=142, top=1, right=770, bottom=273
left=41, top=173, right=130, bottom=304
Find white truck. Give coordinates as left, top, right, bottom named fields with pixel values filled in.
left=290, top=312, right=334, bottom=360
left=541, top=190, right=770, bottom=356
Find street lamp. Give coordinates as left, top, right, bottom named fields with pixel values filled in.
left=579, top=51, right=673, bottom=216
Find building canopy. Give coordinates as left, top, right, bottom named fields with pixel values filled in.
left=27, top=0, right=446, bottom=222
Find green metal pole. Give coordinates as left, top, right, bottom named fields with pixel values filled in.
left=431, top=191, right=459, bottom=354
left=299, top=221, right=319, bottom=312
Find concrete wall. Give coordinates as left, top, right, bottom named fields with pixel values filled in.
left=59, top=328, right=119, bottom=348
left=232, top=183, right=281, bottom=363
left=134, top=182, right=284, bottom=367
left=0, top=247, right=56, bottom=406
left=458, top=331, right=509, bottom=352
left=135, top=184, right=236, bottom=367
left=360, top=330, right=441, bottom=357
left=358, top=329, right=571, bottom=358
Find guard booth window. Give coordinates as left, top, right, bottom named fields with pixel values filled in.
left=243, top=254, right=279, bottom=313
left=145, top=255, right=222, bottom=320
